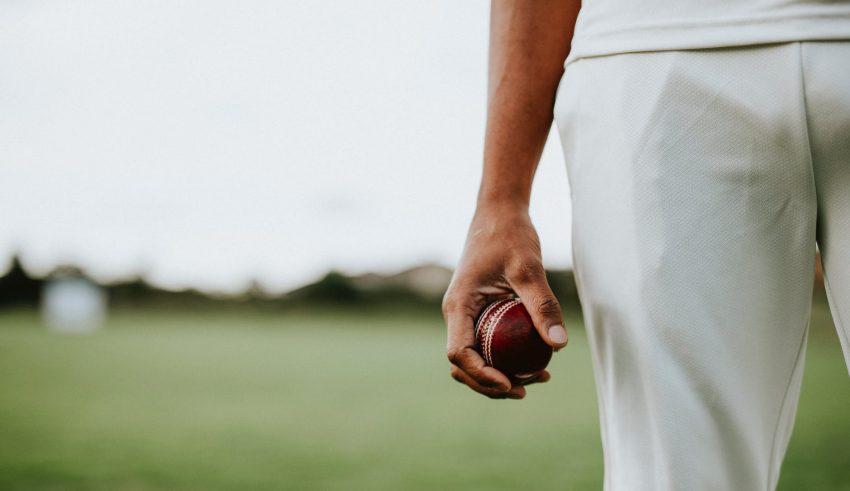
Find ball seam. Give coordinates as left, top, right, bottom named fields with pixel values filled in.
left=484, top=299, right=520, bottom=367
left=476, top=300, right=508, bottom=365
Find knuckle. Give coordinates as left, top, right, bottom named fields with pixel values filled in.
left=441, top=290, right=475, bottom=318
left=446, top=346, right=467, bottom=366
left=531, top=294, right=561, bottom=316
left=450, top=367, right=464, bottom=383
left=509, top=258, right=544, bottom=285
left=441, top=291, right=457, bottom=316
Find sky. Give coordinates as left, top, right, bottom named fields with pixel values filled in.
left=0, top=0, right=573, bottom=294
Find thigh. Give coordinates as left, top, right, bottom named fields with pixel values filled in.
left=804, top=41, right=850, bottom=374
left=554, top=44, right=817, bottom=490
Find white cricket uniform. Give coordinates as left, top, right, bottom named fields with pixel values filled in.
left=553, top=3, right=850, bottom=488
left=567, top=0, right=850, bottom=65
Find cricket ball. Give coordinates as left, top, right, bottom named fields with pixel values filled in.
left=474, top=298, right=553, bottom=382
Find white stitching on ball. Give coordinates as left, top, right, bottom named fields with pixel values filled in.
left=483, top=299, right=520, bottom=367
left=475, top=301, right=502, bottom=339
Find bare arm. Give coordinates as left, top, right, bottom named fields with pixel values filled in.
left=443, top=0, right=581, bottom=399
left=480, top=0, right=579, bottom=208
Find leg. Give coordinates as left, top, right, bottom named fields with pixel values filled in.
left=554, top=43, right=816, bottom=490
left=803, top=41, right=850, bottom=374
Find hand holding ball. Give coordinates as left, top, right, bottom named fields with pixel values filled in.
left=474, top=299, right=553, bottom=383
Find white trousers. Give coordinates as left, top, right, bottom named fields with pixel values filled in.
left=553, top=42, right=850, bottom=490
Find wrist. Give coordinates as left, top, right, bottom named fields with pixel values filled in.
left=473, top=197, right=530, bottom=224
left=476, top=182, right=531, bottom=213
left=476, top=157, right=535, bottom=212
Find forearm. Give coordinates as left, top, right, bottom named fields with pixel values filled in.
left=478, top=0, right=581, bottom=211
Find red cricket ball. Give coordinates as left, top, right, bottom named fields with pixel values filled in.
left=474, top=298, right=553, bottom=382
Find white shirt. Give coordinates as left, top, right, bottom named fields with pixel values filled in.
left=566, top=0, right=850, bottom=65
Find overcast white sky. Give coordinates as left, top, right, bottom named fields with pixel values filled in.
left=0, top=0, right=573, bottom=293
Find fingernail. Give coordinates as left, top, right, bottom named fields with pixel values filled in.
left=548, top=324, right=568, bottom=345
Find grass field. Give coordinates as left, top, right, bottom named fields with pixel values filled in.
left=0, top=302, right=848, bottom=490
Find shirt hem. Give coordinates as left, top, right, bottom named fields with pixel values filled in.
left=565, top=14, right=850, bottom=66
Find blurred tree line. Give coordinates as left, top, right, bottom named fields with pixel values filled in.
left=0, top=256, right=43, bottom=307
left=0, top=253, right=836, bottom=337
left=0, top=255, right=583, bottom=313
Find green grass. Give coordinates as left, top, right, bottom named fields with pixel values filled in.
left=0, top=304, right=847, bottom=490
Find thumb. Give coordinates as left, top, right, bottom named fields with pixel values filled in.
left=509, top=265, right=568, bottom=350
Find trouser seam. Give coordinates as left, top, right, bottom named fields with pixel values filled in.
left=764, top=41, right=816, bottom=491
left=797, top=42, right=817, bottom=198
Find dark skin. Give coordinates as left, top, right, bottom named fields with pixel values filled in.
left=443, top=0, right=582, bottom=399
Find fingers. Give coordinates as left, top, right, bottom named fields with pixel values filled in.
left=507, top=259, right=569, bottom=350
left=443, top=291, right=513, bottom=391
left=451, top=366, right=527, bottom=399
left=446, top=346, right=512, bottom=392
left=512, top=369, right=551, bottom=386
